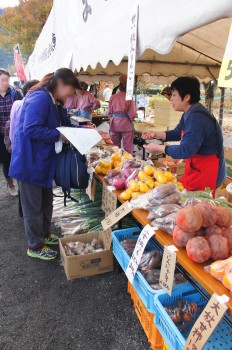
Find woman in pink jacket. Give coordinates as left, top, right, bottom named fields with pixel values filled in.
left=108, top=78, right=137, bottom=155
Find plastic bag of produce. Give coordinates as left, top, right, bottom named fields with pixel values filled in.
left=149, top=183, right=178, bottom=200
left=149, top=191, right=181, bottom=205
left=204, top=257, right=232, bottom=291
left=151, top=222, right=175, bottom=235
left=147, top=204, right=181, bottom=220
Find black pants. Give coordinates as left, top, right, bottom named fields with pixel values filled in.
left=0, top=134, right=11, bottom=179
left=18, top=181, right=53, bottom=249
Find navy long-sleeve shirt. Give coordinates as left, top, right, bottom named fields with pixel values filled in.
left=165, top=103, right=226, bottom=186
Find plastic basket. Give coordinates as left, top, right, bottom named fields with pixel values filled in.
left=128, top=282, right=163, bottom=350
left=155, top=287, right=232, bottom=350
left=112, top=227, right=191, bottom=313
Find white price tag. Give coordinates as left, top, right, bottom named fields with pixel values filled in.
left=159, top=245, right=178, bottom=295
left=218, top=23, right=232, bottom=88
left=101, top=201, right=133, bottom=230
left=125, top=224, right=155, bottom=284
left=102, top=185, right=117, bottom=215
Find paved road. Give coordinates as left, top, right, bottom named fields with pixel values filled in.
left=0, top=167, right=149, bottom=350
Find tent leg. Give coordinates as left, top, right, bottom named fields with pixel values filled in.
left=219, top=87, right=225, bottom=127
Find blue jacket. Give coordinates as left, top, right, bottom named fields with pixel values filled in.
left=165, top=103, right=226, bottom=186
left=9, top=89, right=71, bottom=188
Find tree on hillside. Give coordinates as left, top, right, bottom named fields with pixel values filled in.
left=0, top=0, right=53, bottom=57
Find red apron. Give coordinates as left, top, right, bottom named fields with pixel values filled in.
left=180, top=130, right=219, bottom=192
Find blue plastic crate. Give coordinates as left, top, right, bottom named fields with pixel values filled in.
left=112, top=227, right=191, bottom=313
left=154, top=286, right=232, bottom=350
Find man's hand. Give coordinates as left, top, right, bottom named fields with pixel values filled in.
left=142, top=130, right=157, bottom=140
left=143, top=143, right=165, bottom=154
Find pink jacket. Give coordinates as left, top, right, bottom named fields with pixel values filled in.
left=78, top=91, right=100, bottom=112
left=108, top=91, right=137, bottom=132
left=65, top=95, right=79, bottom=109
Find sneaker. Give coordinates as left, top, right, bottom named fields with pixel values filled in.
left=44, top=233, right=59, bottom=245
left=7, top=184, right=18, bottom=197
left=27, top=246, right=58, bottom=260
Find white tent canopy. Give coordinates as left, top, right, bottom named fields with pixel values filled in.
left=26, top=0, right=232, bottom=81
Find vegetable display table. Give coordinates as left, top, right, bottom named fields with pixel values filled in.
left=94, top=173, right=232, bottom=316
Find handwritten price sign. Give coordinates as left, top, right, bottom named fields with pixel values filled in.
left=125, top=225, right=156, bottom=284
left=101, top=201, right=133, bottom=230
left=218, top=23, right=232, bottom=88
left=102, top=185, right=117, bottom=216
left=159, top=245, right=178, bottom=295
left=184, top=294, right=229, bottom=350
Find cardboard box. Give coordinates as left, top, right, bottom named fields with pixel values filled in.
left=59, top=232, right=113, bottom=280
left=224, top=147, right=232, bottom=179
left=155, top=156, right=186, bottom=176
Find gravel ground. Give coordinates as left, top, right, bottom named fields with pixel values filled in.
left=0, top=167, right=149, bottom=350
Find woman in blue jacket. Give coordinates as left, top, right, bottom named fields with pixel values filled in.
left=9, top=68, right=81, bottom=260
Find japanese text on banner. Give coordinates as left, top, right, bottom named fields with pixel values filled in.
left=101, top=201, right=133, bottom=230
left=125, top=225, right=156, bottom=284
left=159, top=245, right=178, bottom=295
left=126, top=5, right=139, bottom=100
left=184, top=293, right=229, bottom=350
left=218, top=23, right=232, bottom=88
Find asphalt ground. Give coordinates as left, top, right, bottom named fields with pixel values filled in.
left=0, top=166, right=149, bottom=350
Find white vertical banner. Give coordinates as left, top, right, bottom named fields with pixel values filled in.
left=126, top=4, right=139, bottom=101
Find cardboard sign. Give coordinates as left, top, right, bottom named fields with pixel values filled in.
left=218, top=23, right=232, bottom=88
left=184, top=293, right=229, bottom=350
left=159, top=245, right=178, bottom=295
left=101, top=228, right=112, bottom=250
left=125, top=225, right=156, bottom=284
left=102, top=185, right=117, bottom=215
left=126, top=4, right=139, bottom=100
left=101, top=201, right=133, bottom=230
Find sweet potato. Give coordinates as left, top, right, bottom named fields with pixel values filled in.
left=222, top=227, right=232, bottom=251
left=195, top=202, right=217, bottom=227
left=205, top=225, right=223, bottom=239
left=173, top=225, right=195, bottom=247
left=215, top=206, right=232, bottom=227
left=186, top=237, right=211, bottom=263
left=176, top=206, right=203, bottom=233
left=208, top=235, right=229, bottom=261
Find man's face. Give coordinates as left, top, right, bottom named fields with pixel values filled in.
left=170, top=89, right=190, bottom=112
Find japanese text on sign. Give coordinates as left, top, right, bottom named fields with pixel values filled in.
left=159, top=245, right=178, bottom=295
left=126, top=5, right=139, bottom=100
left=102, top=185, right=117, bottom=216
left=101, top=201, right=133, bottom=230
left=101, top=228, right=112, bottom=250
left=125, top=225, right=155, bottom=284
left=184, top=293, right=229, bottom=350
left=218, top=23, right=232, bottom=88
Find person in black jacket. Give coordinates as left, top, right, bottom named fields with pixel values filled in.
left=0, top=68, right=22, bottom=196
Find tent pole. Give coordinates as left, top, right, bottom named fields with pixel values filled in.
left=219, top=87, right=225, bottom=126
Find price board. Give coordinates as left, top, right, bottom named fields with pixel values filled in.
left=101, top=228, right=112, bottom=250
left=125, top=225, right=156, bottom=284
left=184, top=294, right=229, bottom=350
left=102, top=185, right=117, bottom=216
left=218, top=23, right=232, bottom=88
left=101, top=201, right=133, bottom=230
left=159, top=245, right=178, bottom=295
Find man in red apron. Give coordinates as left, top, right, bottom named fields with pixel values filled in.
left=142, top=77, right=226, bottom=192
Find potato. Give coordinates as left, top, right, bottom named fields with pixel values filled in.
left=186, top=237, right=211, bottom=263
left=176, top=206, right=203, bottom=233
left=208, top=235, right=229, bottom=261
left=222, top=227, right=232, bottom=251
left=195, top=202, right=217, bottom=227
left=215, top=206, right=232, bottom=227
left=205, top=225, right=222, bottom=239
left=173, top=225, right=195, bottom=247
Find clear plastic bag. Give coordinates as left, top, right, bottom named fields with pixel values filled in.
left=149, top=191, right=181, bottom=205
left=149, top=183, right=178, bottom=200
left=147, top=204, right=181, bottom=220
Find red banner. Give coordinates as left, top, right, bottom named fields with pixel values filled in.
left=14, top=44, right=27, bottom=83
